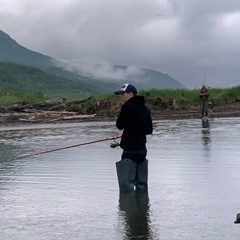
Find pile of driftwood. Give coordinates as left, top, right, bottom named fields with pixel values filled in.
left=0, top=97, right=96, bottom=124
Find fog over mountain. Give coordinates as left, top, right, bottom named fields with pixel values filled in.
left=0, top=30, right=185, bottom=91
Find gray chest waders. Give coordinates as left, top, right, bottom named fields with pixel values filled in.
left=116, top=159, right=148, bottom=193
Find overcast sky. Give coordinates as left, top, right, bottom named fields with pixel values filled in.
left=1, top=0, right=240, bottom=88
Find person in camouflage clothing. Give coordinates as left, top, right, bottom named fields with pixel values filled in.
left=199, top=85, right=209, bottom=118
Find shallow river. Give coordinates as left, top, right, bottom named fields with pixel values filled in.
left=1, top=117, right=240, bottom=240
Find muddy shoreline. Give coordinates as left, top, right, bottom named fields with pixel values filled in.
left=1, top=103, right=240, bottom=128
left=0, top=111, right=240, bottom=126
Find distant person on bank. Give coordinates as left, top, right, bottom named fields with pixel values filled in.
left=199, top=85, right=209, bottom=118
left=114, top=83, right=153, bottom=193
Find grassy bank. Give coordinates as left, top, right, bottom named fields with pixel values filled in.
left=0, top=90, right=48, bottom=106
left=88, top=85, right=240, bottom=106
left=139, top=86, right=240, bottom=110
left=74, top=86, right=240, bottom=116
left=1, top=86, right=240, bottom=116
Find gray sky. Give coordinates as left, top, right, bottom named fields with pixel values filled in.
left=1, top=0, right=240, bottom=88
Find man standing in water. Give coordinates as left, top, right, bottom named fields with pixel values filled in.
left=114, top=83, right=153, bottom=193
left=199, top=85, right=209, bottom=118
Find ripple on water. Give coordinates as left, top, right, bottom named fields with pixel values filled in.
left=1, top=119, right=240, bottom=239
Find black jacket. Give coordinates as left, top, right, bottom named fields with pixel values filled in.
left=116, top=96, right=153, bottom=151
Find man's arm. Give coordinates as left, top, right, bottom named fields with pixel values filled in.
left=145, top=110, right=153, bottom=135
left=116, top=105, right=127, bottom=130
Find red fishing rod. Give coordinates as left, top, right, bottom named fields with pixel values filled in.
left=16, top=135, right=121, bottom=159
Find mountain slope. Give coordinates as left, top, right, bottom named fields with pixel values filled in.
left=0, top=29, right=186, bottom=94
left=0, top=30, right=55, bottom=69
left=0, top=62, right=107, bottom=98
left=60, top=61, right=186, bottom=90
left=112, top=65, right=185, bottom=89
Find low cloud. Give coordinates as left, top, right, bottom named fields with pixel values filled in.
left=58, top=59, right=145, bottom=82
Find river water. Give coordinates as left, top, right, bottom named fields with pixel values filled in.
left=1, top=117, right=240, bottom=240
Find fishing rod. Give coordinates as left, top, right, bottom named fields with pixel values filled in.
left=16, top=135, right=121, bottom=160
left=202, top=64, right=209, bottom=86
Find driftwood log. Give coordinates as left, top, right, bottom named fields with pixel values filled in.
left=0, top=97, right=96, bottom=124
left=6, top=96, right=93, bottom=112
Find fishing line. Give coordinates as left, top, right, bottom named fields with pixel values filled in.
left=16, top=135, right=121, bottom=159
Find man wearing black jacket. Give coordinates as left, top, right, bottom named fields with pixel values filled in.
left=114, top=83, right=153, bottom=193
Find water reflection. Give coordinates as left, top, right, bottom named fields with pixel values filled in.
left=201, top=119, right=211, bottom=159
left=118, top=190, right=154, bottom=239
left=1, top=119, right=240, bottom=239
left=201, top=128, right=211, bottom=146
left=201, top=118, right=209, bottom=129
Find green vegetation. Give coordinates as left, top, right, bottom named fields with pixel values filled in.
left=1, top=86, right=240, bottom=116
left=91, top=86, right=240, bottom=111
left=208, top=86, right=240, bottom=103
left=0, top=90, right=47, bottom=106
left=140, top=88, right=200, bottom=108
left=77, top=86, right=240, bottom=116
left=138, top=86, right=240, bottom=110
left=0, top=62, right=101, bottom=99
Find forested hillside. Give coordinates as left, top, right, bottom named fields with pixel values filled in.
left=0, top=29, right=186, bottom=97
left=0, top=62, right=105, bottom=99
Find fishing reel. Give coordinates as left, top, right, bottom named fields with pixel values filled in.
left=110, top=140, right=120, bottom=148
